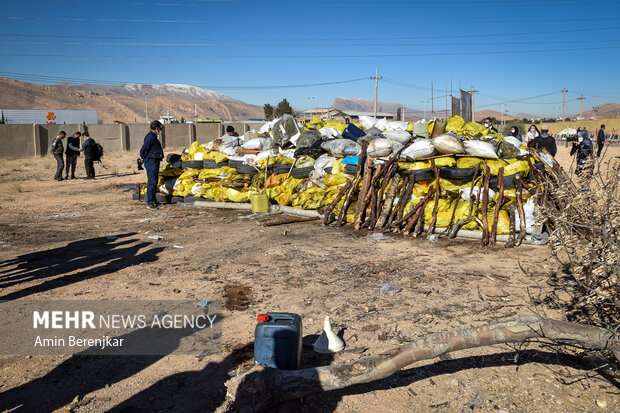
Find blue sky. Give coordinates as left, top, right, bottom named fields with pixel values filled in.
left=1, top=0, right=620, bottom=117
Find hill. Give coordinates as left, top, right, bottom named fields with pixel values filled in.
left=577, top=103, right=620, bottom=120
left=0, top=78, right=263, bottom=124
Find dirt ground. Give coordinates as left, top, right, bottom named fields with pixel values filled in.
left=0, top=144, right=618, bottom=413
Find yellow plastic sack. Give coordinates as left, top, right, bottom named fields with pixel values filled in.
left=503, top=160, right=530, bottom=177
left=433, top=157, right=456, bottom=168
left=188, top=141, right=207, bottom=159
left=399, top=161, right=430, bottom=171
left=324, top=121, right=345, bottom=132
left=424, top=198, right=452, bottom=218
left=332, top=200, right=357, bottom=224
left=220, top=187, right=251, bottom=203
left=160, top=167, right=183, bottom=178
left=198, top=167, right=235, bottom=180
left=406, top=122, right=414, bottom=132
left=456, top=157, right=483, bottom=169
left=178, top=169, right=201, bottom=181
left=459, top=122, right=487, bottom=139
left=439, top=178, right=471, bottom=192
left=296, top=155, right=315, bottom=168
left=202, top=150, right=228, bottom=163
left=482, top=209, right=510, bottom=235
left=445, top=116, right=465, bottom=132
left=323, top=173, right=348, bottom=187
left=486, top=159, right=510, bottom=175
left=331, top=159, right=345, bottom=175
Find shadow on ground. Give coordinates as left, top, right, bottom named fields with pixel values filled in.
left=0, top=233, right=162, bottom=300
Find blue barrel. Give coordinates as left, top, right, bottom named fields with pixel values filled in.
left=254, top=312, right=302, bottom=370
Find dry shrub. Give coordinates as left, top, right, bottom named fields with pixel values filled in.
left=539, top=157, right=619, bottom=331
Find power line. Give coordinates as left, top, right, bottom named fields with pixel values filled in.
left=32, top=0, right=619, bottom=8
left=2, top=45, right=619, bottom=59
left=5, top=15, right=620, bottom=25
left=0, top=71, right=370, bottom=90
left=4, top=38, right=620, bottom=48
left=0, top=26, right=616, bottom=43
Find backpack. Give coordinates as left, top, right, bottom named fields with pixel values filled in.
left=91, top=140, right=104, bottom=161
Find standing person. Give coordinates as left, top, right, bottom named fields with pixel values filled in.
left=524, top=124, right=540, bottom=146
left=51, top=131, right=66, bottom=181
left=65, top=131, right=81, bottom=179
left=140, top=120, right=165, bottom=210
left=528, top=124, right=557, bottom=156
left=81, top=132, right=96, bottom=179
left=509, top=126, right=522, bottom=143
left=482, top=117, right=498, bottom=133
left=597, top=124, right=606, bottom=157
left=570, top=130, right=594, bottom=176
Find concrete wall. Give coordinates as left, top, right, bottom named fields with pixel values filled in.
left=195, top=123, right=223, bottom=144
left=0, top=124, right=36, bottom=158
left=126, top=124, right=149, bottom=152
left=0, top=122, right=265, bottom=158
left=84, top=124, right=124, bottom=153
left=164, top=124, right=192, bottom=148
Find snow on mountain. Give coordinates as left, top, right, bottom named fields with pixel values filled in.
left=55, top=82, right=244, bottom=103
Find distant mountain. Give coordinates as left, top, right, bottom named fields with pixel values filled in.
left=55, top=82, right=244, bottom=104
left=0, top=78, right=263, bottom=123
left=576, top=103, right=620, bottom=119
left=331, top=97, right=403, bottom=114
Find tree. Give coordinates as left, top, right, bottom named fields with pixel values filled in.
left=263, top=104, right=274, bottom=121
left=180, top=116, right=185, bottom=123
left=396, top=107, right=402, bottom=121
left=275, top=99, right=293, bottom=117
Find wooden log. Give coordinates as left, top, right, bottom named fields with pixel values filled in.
left=385, top=176, right=408, bottom=230
left=396, top=175, right=415, bottom=222
left=336, top=142, right=369, bottom=226
left=259, top=216, right=319, bottom=227
left=404, top=190, right=433, bottom=237
left=515, top=173, right=527, bottom=247
left=322, top=180, right=352, bottom=225
left=375, top=172, right=402, bottom=230
left=221, top=316, right=620, bottom=413
left=354, top=159, right=374, bottom=230
left=480, top=166, right=491, bottom=246
left=443, top=191, right=462, bottom=236
left=426, top=159, right=441, bottom=237
left=490, top=167, right=505, bottom=246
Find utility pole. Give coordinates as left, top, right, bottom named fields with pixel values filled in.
left=577, top=95, right=585, bottom=120
left=372, top=67, right=382, bottom=118
left=145, top=93, right=149, bottom=124
left=471, top=86, right=478, bottom=122
left=431, top=81, right=434, bottom=116
left=562, top=88, right=568, bottom=121
left=501, top=104, right=505, bottom=125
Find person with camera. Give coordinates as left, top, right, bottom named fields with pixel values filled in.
left=570, top=129, right=594, bottom=176
left=140, top=120, right=165, bottom=210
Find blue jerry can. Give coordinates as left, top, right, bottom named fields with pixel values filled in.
left=254, top=312, right=302, bottom=370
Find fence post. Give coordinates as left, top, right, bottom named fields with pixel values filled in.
left=189, top=123, right=196, bottom=145
left=33, top=124, right=42, bottom=157
left=120, top=124, right=129, bottom=151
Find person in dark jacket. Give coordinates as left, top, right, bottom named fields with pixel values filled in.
left=482, top=117, right=498, bottom=133
left=509, top=126, right=522, bottom=143
left=65, top=131, right=81, bottom=179
left=225, top=125, right=239, bottom=137
left=597, top=124, right=606, bottom=157
left=51, top=131, right=66, bottom=181
left=571, top=130, right=594, bottom=176
left=528, top=124, right=557, bottom=156
left=81, top=132, right=96, bottom=179
left=140, top=120, right=165, bottom=210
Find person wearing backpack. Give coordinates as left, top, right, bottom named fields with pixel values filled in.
left=570, top=130, right=594, bottom=176
left=65, top=131, right=81, bottom=179
left=51, top=131, right=66, bottom=181
left=140, top=120, right=165, bottom=210
left=80, top=132, right=97, bottom=179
